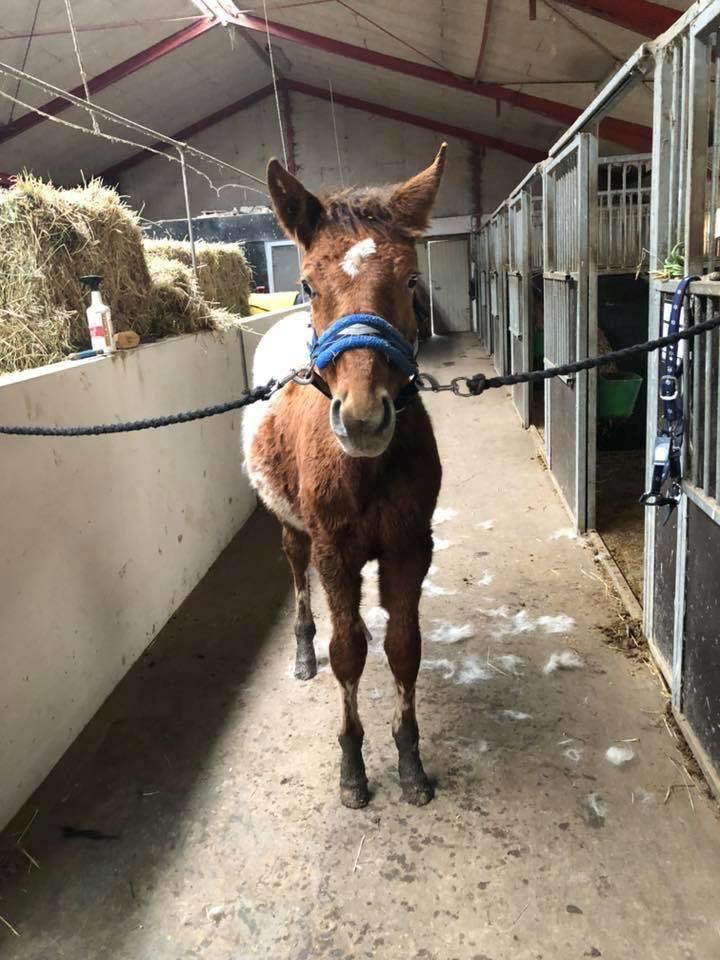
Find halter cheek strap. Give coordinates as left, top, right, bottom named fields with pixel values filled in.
left=309, top=313, right=419, bottom=379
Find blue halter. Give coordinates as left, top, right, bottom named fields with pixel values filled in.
left=309, top=313, right=418, bottom=379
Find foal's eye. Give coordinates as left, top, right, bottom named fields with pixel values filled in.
left=408, top=274, right=418, bottom=290
left=301, top=279, right=315, bottom=300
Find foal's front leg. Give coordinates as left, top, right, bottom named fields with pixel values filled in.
left=380, top=534, right=434, bottom=806
left=314, top=549, right=369, bottom=808
left=282, top=524, right=317, bottom=680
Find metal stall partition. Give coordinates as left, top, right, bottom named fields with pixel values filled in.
left=644, top=20, right=696, bottom=681
left=542, top=133, right=598, bottom=531
left=507, top=189, right=532, bottom=426
left=477, top=225, right=492, bottom=349
left=641, top=0, right=720, bottom=796
left=507, top=165, right=544, bottom=428
left=489, top=206, right=510, bottom=376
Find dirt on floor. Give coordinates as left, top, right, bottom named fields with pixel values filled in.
left=595, top=450, right=647, bottom=602
left=1, top=335, right=719, bottom=960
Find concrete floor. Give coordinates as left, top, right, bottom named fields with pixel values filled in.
left=2, top=334, right=720, bottom=959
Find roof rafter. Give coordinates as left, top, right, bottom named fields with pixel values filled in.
left=0, top=17, right=217, bottom=146
left=230, top=12, right=651, bottom=151
left=288, top=80, right=545, bottom=163
left=552, top=0, right=679, bottom=36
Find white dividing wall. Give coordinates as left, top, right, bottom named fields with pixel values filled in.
left=118, top=93, right=532, bottom=221
left=0, top=309, right=303, bottom=829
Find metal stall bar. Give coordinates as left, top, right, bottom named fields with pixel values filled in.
left=596, top=154, right=652, bottom=274
left=507, top=190, right=532, bottom=425
left=643, top=41, right=675, bottom=675
left=489, top=205, right=510, bottom=376
left=542, top=133, right=597, bottom=530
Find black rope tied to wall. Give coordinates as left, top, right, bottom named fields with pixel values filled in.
left=2, top=314, right=720, bottom=437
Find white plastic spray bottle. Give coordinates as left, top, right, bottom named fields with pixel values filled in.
left=80, top=275, right=115, bottom=355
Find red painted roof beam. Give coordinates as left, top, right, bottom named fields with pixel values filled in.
left=552, top=0, right=679, bottom=36
left=288, top=80, right=545, bottom=163
left=232, top=13, right=651, bottom=151
left=0, top=17, right=217, bottom=146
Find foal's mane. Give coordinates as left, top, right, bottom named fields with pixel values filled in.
left=321, top=185, right=424, bottom=239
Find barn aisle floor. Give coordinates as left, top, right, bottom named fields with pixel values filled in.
left=2, top=334, right=719, bottom=959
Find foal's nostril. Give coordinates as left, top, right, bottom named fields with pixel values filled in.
left=378, top=394, right=393, bottom=434
left=330, top=397, right=348, bottom=437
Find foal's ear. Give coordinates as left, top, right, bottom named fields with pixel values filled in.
left=267, top=159, right=325, bottom=249
left=390, top=143, right=447, bottom=235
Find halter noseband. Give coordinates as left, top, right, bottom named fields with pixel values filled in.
left=307, top=313, right=419, bottom=411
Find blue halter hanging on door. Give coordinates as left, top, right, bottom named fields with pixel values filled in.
left=640, top=275, right=697, bottom=522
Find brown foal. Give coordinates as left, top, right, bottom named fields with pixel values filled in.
left=245, top=146, right=446, bottom=807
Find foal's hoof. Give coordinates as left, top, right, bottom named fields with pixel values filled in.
left=401, top=778, right=435, bottom=807
left=340, top=782, right=370, bottom=809
left=294, top=653, right=317, bottom=681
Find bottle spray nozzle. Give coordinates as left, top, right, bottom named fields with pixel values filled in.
left=80, top=274, right=103, bottom=291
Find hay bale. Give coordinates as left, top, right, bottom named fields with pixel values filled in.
left=0, top=175, right=235, bottom=375
left=144, top=253, right=216, bottom=338
left=144, top=238, right=252, bottom=317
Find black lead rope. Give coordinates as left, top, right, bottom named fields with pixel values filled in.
left=1, top=311, right=720, bottom=438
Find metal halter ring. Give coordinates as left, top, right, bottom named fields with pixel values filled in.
left=450, top=376, right=473, bottom=397
left=292, top=367, right=315, bottom=386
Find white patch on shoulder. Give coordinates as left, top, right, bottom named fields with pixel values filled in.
left=242, top=310, right=312, bottom=531
left=340, top=237, right=377, bottom=277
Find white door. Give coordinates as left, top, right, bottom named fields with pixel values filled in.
left=268, top=242, right=300, bottom=293
left=427, top=238, right=471, bottom=333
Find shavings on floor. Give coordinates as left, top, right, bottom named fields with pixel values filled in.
left=432, top=506, right=458, bottom=526
left=478, top=607, right=575, bottom=640
left=549, top=528, right=577, bottom=540
left=494, top=654, right=525, bottom=675
left=536, top=614, right=576, bottom=634
left=477, top=571, right=494, bottom=587
left=428, top=620, right=475, bottom=644
left=606, top=744, right=635, bottom=766
left=422, top=656, right=494, bottom=683
left=476, top=519, right=494, bottom=530
left=422, top=658, right=456, bottom=680
left=456, top=657, right=496, bottom=684
left=543, top=650, right=584, bottom=674
left=501, top=709, right=532, bottom=721
left=433, top=538, right=452, bottom=552
left=422, top=576, right=457, bottom=597
left=584, top=792, right=607, bottom=824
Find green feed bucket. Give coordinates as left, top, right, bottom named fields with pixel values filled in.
left=597, top=371, right=643, bottom=419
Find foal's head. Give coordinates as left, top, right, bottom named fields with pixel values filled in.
left=267, top=145, right=446, bottom=457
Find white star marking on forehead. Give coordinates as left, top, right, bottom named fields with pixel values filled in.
left=340, top=237, right=377, bottom=277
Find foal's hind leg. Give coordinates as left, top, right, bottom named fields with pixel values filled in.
left=380, top=535, right=434, bottom=806
left=282, top=524, right=317, bottom=680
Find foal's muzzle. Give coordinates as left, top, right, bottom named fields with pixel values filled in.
left=330, top=388, right=396, bottom=458
left=309, top=313, right=416, bottom=457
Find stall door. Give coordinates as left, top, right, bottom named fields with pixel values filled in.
left=542, top=133, right=597, bottom=531
left=268, top=242, right=300, bottom=293
left=507, top=191, right=532, bottom=427
left=427, top=238, right=471, bottom=334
